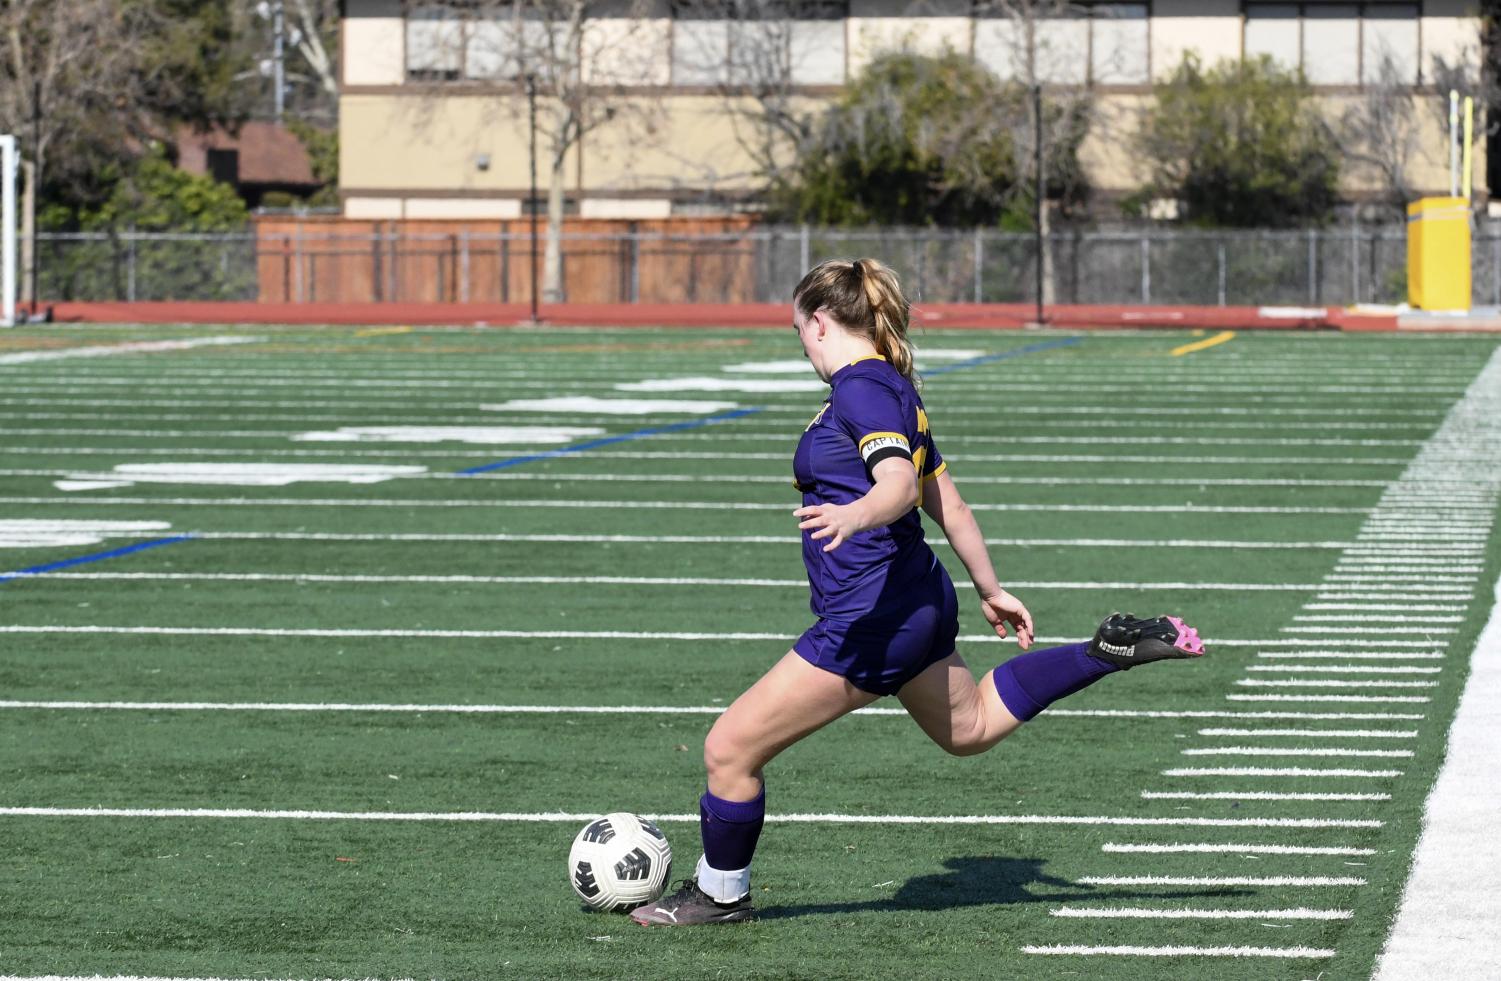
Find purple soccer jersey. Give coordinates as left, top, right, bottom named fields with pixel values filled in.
left=792, top=356, right=946, bottom=622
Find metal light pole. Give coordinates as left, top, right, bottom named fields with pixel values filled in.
left=526, top=73, right=540, bottom=323
left=1032, top=83, right=1045, bottom=327
left=272, top=0, right=286, bottom=121
left=31, top=80, right=40, bottom=318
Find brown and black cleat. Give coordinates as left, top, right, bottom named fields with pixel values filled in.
left=630, top=879, right=754, bottom=926
left=1088, top=612, right=1206, bottom=669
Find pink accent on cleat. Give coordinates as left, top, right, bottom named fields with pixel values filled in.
left=1166, top=616, right=1205, bottom=655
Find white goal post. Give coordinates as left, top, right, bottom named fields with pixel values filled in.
left=0, top=135, right=16, bottom=328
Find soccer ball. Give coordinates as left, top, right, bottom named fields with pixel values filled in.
left=567, top=812, right=673, bottom=912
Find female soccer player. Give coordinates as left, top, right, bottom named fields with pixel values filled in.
left=632, top=258, right=1204, bottom=927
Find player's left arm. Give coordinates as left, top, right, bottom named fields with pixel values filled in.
left=795, top=458, right=918, bottom=552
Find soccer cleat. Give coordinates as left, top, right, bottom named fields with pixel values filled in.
left=1088, top=612, right=1205, bottom=669
left=629, top=879, right=754, bottom=926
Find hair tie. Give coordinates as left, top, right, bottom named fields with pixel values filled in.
left=851, top=259, right=864, bottom=280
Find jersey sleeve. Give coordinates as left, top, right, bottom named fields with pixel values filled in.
left=923, top=431, right=945, bottom=483
left=831, top=375, right=916, bottom=475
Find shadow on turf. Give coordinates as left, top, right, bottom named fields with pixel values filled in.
left=758, top=856, right=1249, bottom=919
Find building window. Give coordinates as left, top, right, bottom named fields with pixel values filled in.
left=406, top=3, right=465, bottom=80
left=1244, top=3, right=1419, bottom=86
left=671, top=2, right=846, bottom=87
left=975, top=3, right=1148, bottom=86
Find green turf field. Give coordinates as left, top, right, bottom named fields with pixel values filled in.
left=0, top=324, right=1497, bottom=980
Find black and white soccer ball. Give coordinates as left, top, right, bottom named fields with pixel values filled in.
left=567, top=812, right=673, bottom=912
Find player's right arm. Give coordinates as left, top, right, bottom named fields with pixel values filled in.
left=920, top=468, right=1034, bottom=648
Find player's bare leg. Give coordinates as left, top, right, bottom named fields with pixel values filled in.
left=705, top=650, right=879, bottom=800
left=897, top=651, right=1023, bottom=756
left=632, top=651, right=878, bottom=926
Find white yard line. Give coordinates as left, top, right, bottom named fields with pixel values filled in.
left=0, top=702, right=1425, bottom=721
left=1161, top=767, right=1403, bottom=778
left=1225, top=695, right=1431, bottom=704
left=0, top=807, right=1379, bottom=829
left=1179, top=747, right=1413, bottom=758
left=1074, top=874, right=1365, bottom=886
left=19, top=572, right=1325, bottom=593
left=1142, top=791, right=1391, bottom=802
left=0, top=626, right=1450, bottom=647
left=0, top=336, right=263, bottom=365
left=1234, top=679, right=1439, bottom=689
left=1246, top=665, right=1442, bottom=674
left=0, top=496, right=1377, bottom=515
left=1022, top=944, right=1336, bottom=958
left=1374, top=569, right=1501, bottom=978
left=1196, top=728, right=1418, bottom=739
left=1048, top=907, right=1352, bottom=920
left=1256, top=652, right=1445, bottom=660
left=1101, top=842, right=1375, bottom=856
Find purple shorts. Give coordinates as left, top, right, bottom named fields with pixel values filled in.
left=793, top=562, right=960, bottom=696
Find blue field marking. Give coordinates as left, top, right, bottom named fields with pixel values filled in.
left=0, top=535, right=194, bottom=584
left=458, top=407, right=766, bottom=474
left=922, top=336, right=1085, bottom=376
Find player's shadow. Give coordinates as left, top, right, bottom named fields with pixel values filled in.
left=758, top=855, right=1250, bottom=919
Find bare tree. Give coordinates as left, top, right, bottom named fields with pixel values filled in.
left=0, top=0, right=165, bottom=304
left=408, top=0, right=664, bottom=303
left=241, top=0, right=340, bottom=124
left=1426, top=45, right=1497, bottom=200
left=958, top=0, right=1100, bottom=302
left=1339, top=51, right=1425, bottom=218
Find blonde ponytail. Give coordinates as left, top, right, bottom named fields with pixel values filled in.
left=793, top=257, right=918, bottom=387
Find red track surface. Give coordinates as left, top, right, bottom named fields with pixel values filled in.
left=47, top=300, right=1404, bottom=331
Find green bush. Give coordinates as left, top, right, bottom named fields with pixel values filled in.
left=773, top=50, right=1086, bottom=227
left=1137, top=53, right=1339, bottom=228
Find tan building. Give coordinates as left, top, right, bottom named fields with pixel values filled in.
left=339, top=1, right=1486, bottom=220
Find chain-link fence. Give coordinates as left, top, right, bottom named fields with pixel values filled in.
left=34, top=223, right=1501, bottom=307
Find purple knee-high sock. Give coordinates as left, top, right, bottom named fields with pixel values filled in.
left=700, top=786, right=765, bottom=872
left=990, top=641, right=1119, bottom=721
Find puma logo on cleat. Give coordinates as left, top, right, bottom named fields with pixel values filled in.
left=1099, top=641, right=1134, bottom=658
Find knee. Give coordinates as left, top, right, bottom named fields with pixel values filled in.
left=940, top=718, right=997, bottom=758
left=703, top=725, right=746, bottom=781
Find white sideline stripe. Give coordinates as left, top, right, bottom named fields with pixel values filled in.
left=1162, top=766, right=1402, bottom=778
left=1022, top=944, right=1336, bottom=959
left=1179, top=747, right=1413, bottom=759
left=1227, top=695, right=1432, bottom=704
left=1198, top=728, right=1418, bottom=739
left=0, top=336, right=263, bottom=365
left=1048, top=907, right=1353, bottom=920
left=26, top=572, right=1327, bottom=594
left=1076, top=875, right=1366, bottom=886
left=1142, top=791, right=1391, bottom=801
left=0, top=702, right=1423, bottom=721
left=1247, top=665, right=1442, bottom=674
left=1235, top=679, right=1438, bottom=689
left=0, top=807, right=1379, bottom=828
left=0, top=496, right=1376, bottom=515
left=1102, top=842, right=1376, bottom=856
left=1375, top=550, right=1501, bottom=978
